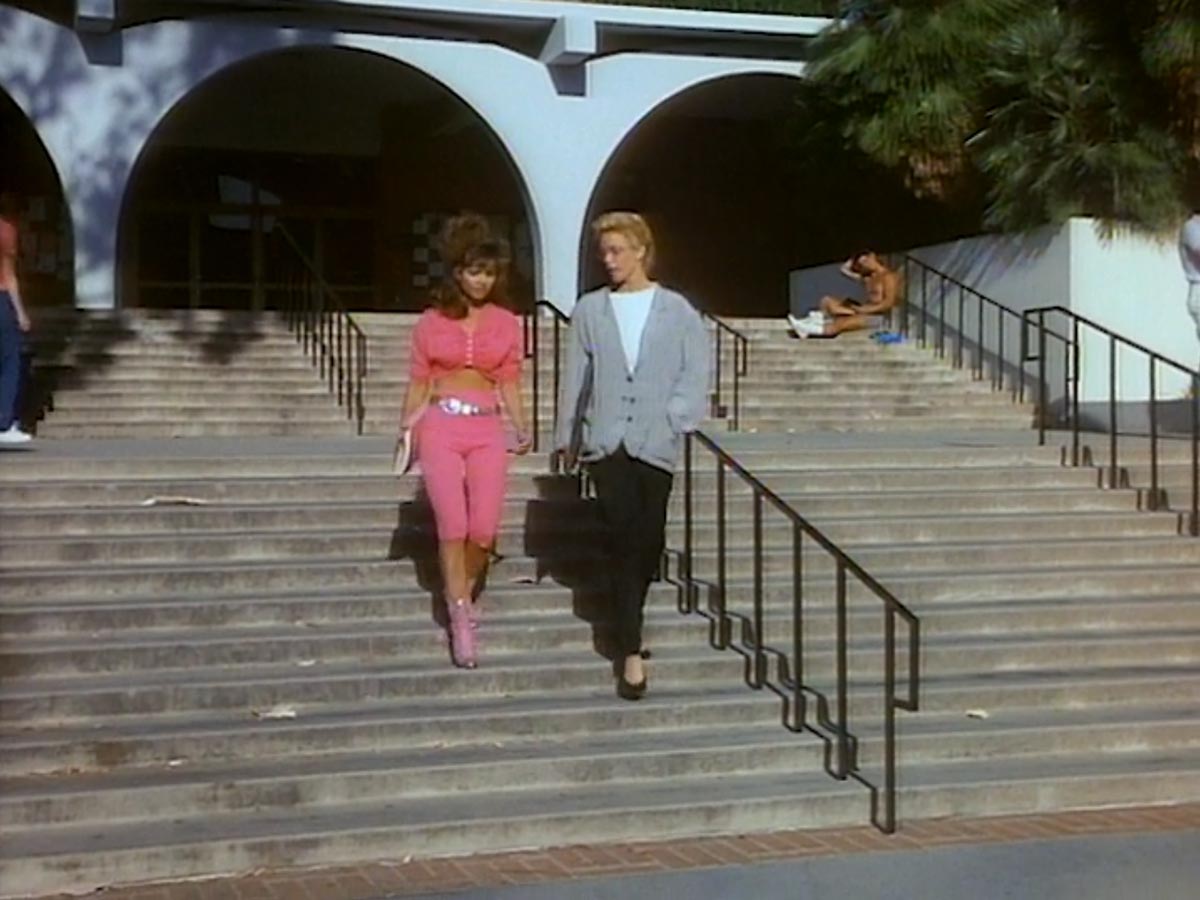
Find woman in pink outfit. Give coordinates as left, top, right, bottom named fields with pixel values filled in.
left=399, top=214, right=531, bottom=668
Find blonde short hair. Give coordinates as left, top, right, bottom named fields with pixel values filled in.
left=591, top=211, right=656, bottom=274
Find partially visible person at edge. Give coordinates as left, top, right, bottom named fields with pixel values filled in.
left=1180, top=206, right=1200, bottom=368
left=556, top=211, right=709, bottom=701
left=399, top=213, right=531, bottom=669
left=0, top=192, right=33, bottom=445
left=788, top=250, right=900, bottom=339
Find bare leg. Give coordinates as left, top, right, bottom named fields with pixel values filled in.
left=821, top=296, right=859, bottom=318
left=465, top=540, right=491, bottom=606
left=624, top=652, right=645, bottom=684
left=826, top=314, right=871, bottom=336
left=439, top=540, right=470, bottom=603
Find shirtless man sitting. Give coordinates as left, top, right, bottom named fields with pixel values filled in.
left=788, top=251, right=900, bottom=338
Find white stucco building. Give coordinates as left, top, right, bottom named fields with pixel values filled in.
left=0, top=0, right=829, bottom=315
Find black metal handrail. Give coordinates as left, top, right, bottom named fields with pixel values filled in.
left=901, top=254, right=1199, bottom=535
left=526, top=303, right=751, bottom=461
left=704, top=312, right=750, bottom=431
left=675, top=429, right=921, bottom=833
left=277, top=225, right=368, bottom=434
left=1025, top=305, right=1200, bottom=535
left=523, top=300, right=571, bottom=458
left=900, top=255, right=1074, bottom=402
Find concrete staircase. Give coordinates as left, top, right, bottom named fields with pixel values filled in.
left=25, top=310, right=356, bottom=438
left=2, top=309, right=1198, bottom=896
left=714, top=316, right=1034, bottom=433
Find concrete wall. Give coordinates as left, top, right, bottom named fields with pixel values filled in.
left=790, top=220, right=1195, bottom=406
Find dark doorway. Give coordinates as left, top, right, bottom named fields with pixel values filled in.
left=0, top=89, right=74, bottom=308
left=584, top=75, right=805, bottom=317
left=119, top=47, right=534, bottom=312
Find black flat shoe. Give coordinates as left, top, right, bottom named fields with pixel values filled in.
left=616, top=675, right=648, bottom=701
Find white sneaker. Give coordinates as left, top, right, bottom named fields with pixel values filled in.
left=0, top=425, right=32, bottom=445
left=788, top=317, right=826, bottom=339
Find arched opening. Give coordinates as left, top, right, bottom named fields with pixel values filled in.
left=584, top=74, right=806, bottom=317
left=0, top=88, right=74, bottom=308
left=119, top=47, right=535, bottom=312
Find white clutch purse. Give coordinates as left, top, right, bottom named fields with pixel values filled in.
left=393, top=429, right=415, bottom=476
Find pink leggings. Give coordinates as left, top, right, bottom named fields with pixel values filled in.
left=417, top=394, right=509, bottom=545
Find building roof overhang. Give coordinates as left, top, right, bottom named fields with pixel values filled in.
left=50, top=0, right=831, bottom=63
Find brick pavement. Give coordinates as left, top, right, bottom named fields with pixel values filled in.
left=28, top=803, right=1200, bottom=900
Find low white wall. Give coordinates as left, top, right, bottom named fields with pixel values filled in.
left=789, top=219, right=1195, bottom=404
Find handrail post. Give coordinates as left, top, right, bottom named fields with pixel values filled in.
left=834, top=560, right=849, bottom=780
left=716, top=459, right=728, bottom=648
left=791, top=522, right=805, bottom=729
left=1037, top=311, right=1047, bottom=447
left=1071, top=317, right=1081, bottom=466
left=1149, top=359, right=1159, bottom=509
left=994, top=304, right=1004, bottom=391
left=712, top=325, right=724, bottom=419
left=937, top=277, right=946, bottom=358
left=531, top=305, right=541, bottom=453
left=732, top=336, right=741, bottom=432
left=752, top=490, right=766, bottom=688
left=883, top=607, right=897, bottom=834
left=1108, top=335, right=1118, bottom=489
left=955, top=285, right=965, bottom=369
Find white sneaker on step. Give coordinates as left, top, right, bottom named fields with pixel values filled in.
left=0, top=425, right=33, bottom=445
left=787, top=316, right=827, bottom=339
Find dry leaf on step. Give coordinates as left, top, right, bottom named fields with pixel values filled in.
left=251, top=704, right=298, bottom=720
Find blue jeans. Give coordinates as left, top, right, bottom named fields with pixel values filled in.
left=0, top=291, right=21, bottom=430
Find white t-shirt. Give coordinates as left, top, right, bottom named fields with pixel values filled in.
left=1180, top=214, right=1200, bottom=284
left=610, top=285, right=657, bottom=372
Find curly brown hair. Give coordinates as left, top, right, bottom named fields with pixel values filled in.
left=431, top=212, right=511, bottom=319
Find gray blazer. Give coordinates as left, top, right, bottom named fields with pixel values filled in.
left=556, top=285, right=710, bottom=473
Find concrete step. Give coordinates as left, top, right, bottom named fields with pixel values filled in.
left=3, top=750, right=1199, bottom=898
left=35, top=421, right=361, bottom=438
left=6, top=532, right=1197, bottom=593
left=0, top=765, right=864, bottom=897
left=2, top=506, right=1173, bottom=544
left=4, top=631, right=1197, bottom=728
left=737, top=414, right=1033, bottom=432
left=5, top=600, right=1200, bottom=679
left=5, top=525, right=1193, bottom=571
left=0, top=724, right=828, bottom=830
left=3, top=665, right=1194, bottom=776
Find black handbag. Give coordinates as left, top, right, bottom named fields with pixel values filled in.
left=562, top=355, right=594, bottom=473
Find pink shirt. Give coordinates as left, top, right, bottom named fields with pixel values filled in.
left=410, top=304, right=523, bottom=385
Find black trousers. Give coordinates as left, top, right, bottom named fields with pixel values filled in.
left=588, top=445, right=674, bottom=659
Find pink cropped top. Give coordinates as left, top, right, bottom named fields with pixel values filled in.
left=409, top=304, right=524, bottom=384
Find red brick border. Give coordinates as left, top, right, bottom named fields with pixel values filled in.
left=30, top=803, right=1200, bottom=900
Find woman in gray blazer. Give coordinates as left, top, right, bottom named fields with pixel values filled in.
left=557, top=211, right=710, bottom=700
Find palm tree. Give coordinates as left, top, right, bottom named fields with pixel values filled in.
left=975, top=8, right=1183, bottom=230
left=802, top=0, right=1043, bottom=201
left=803, top=1, right=1193, bottom=232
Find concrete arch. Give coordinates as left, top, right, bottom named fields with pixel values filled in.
left=119, top=39, right=542, bottom=310
left=589, top=63, right=806, bottom=203
left=582, top=69, right=809, bottom=314
left=117, top=40, right=540, bottom=312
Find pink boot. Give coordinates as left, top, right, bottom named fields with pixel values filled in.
left=447, top=598, right=478, bottom=669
